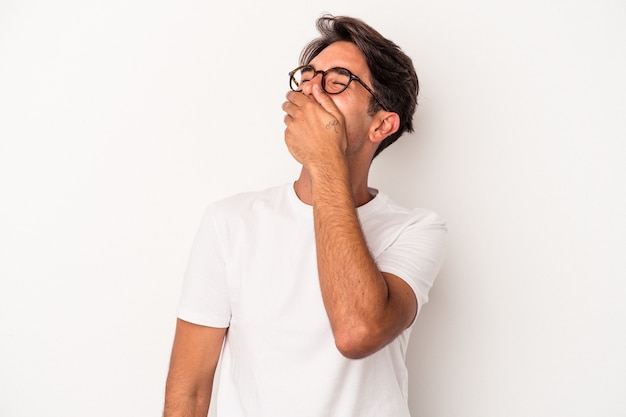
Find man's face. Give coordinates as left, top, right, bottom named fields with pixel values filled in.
left=299, top=41, right=379, bottom=154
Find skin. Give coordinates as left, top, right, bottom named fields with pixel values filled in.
left=164, top=41, right=417, bottom=416
left=283, top=41, right=417, bottom=358
left=164, top=320, right=225, bottom=417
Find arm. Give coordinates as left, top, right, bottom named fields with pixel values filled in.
left=283, top=86, right=417, bottom=359
left=164, top=319, right=226, bottom=417
left=310, top=152, right=417, bottom=359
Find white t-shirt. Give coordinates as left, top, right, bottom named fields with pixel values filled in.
left=178, top=183, right=447, bottom=417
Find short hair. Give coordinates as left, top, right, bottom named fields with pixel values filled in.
left=299, top=15, right=419, bottom=158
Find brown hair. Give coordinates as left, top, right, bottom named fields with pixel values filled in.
left=300, top=15, right=419, bottom=158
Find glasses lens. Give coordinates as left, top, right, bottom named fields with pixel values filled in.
left=290, top=66, right=315, bottom=91
left=323, top=68, right=351, bottom=94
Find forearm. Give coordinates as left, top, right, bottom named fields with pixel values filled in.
left=163, top=381, right=212, bottom=417
left=309, top=157, right=391, bottom=357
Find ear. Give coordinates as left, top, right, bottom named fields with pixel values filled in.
left=369, top=111, right=400, bottom=144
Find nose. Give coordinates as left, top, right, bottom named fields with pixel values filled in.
left=300, top=72, right=323, bottom=95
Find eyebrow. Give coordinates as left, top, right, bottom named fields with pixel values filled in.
left=305, top=64, right=359, bottom=77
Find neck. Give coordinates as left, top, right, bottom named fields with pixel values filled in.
left=293, top=163, right=374, bottom=207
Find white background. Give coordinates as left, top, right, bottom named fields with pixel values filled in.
left=1, top=1, right=625, bottom=416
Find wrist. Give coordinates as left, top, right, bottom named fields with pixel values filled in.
left=307, top=147, right=348, bottom=178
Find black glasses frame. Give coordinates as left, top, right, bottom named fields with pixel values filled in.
left=289, top=65, right=387, bottom=111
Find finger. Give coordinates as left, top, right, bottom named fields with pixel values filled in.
left=286, top=90, right=316, bottom=108
left=281, top=100, right=292, bottom=115
left=282, top=99, right=303, bottom=119
left=311, top=85, right=342, bottom=121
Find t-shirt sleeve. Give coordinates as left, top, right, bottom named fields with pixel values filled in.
left=376, top=211, right=447, bottom=317
left=177, top=204, right=231, bottom=328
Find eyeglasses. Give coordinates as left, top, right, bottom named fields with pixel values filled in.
left=289, top=65, right=386, bottom=110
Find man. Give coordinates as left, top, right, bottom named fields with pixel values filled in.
left=164, top=15, right=447, bottom=417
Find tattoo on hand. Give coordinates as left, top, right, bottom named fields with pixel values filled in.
left=326, top=120, right=339, bottom=133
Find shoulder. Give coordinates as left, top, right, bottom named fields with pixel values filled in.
left=209, top=183, right=290, bottom=217
left=361, top=190, right=447, bottom=233
left=199, top=183, right=300, bottom=238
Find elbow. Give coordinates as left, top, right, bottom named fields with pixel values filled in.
left=333, top=325, right=384, bottom=360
